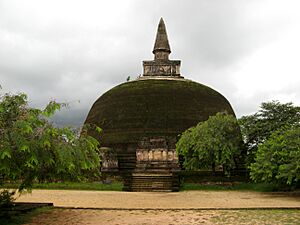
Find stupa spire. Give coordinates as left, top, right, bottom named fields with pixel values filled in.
left=142, top=18, right=182, bottom=78
left=153, top=18, right=171, bottom=60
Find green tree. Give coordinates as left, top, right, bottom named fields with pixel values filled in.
left=238, top=101, right=300, bottom=165
left=176, top=112, right=243, bottom=175
left=249, top=127, right=300, bottom=187
left=0, top=92, right=101, bottom=192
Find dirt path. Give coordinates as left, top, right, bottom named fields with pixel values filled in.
left=16, top=190, right=300, bottom=209
left=23, top=209, right=300, bottom=225
left=15, top=190, right=300, bottom=225
left=24, top=209, right=217, bottom=225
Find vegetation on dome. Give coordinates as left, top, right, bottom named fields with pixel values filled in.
left=85, top=78, right=235, bottom=145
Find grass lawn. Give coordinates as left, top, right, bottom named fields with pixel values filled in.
left=3, top=180, right=298, bottom=193
left=2, top=181, right=291, bottom=192
left=2, top=181, right=123, bottom=191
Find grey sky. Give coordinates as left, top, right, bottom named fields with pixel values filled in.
left=1, top=0, right=300, bottom=126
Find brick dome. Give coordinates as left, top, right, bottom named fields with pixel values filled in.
left=84, top=77, right=235, bottom=146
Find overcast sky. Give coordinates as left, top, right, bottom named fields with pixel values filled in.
left=1, top=0, right=300, bottom=126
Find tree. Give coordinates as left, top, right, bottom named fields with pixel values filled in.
left=176, top=112, right=243, bottom=175
left=0, top=92, right=101, bottom=192
left=238, top=101, right=300, bottom=165
left=249, top=127, right=300, bottom=187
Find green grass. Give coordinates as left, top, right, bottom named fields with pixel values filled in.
left=2, top=181, right=123, bottom=191
left=181, top=182, right=279, bottom=192
left=3, top=181, right=284, bottom=192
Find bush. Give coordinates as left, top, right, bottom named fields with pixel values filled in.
left=176, top=112, right=243, bottom=176
left=249, top=127, right=300, bottom=187
left=0, top=92, right=101, bottom=192
left=0, top=189, right=15, bottom=208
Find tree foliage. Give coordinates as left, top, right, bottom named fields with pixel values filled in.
left=249, top=127, right=300, bottom=186
left=238, top=101, right=300, bottom=165
left=176, top=112, right=243, bottom=175
left=0, top=92, right=101, bottom=191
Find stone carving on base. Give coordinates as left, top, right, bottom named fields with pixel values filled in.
left=100, top=147, right=118, bottom=172
left=135, top=136, right=180, bottom=172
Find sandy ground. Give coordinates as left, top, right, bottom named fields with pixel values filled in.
left=16, top=190, right=300, bottom=209
left=24, top=209, right=218, bottom=225
left=15, top=190, right=300, bottom=225
left=23, top=209, right=300, bottom=225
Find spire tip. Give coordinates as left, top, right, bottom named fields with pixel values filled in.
left=153, top=18, right=171, bottom=60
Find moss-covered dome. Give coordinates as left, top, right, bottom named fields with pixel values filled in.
left=85, top=78, right=235, bottom=145
left=84, top=18, right=236, bottom=147
left=83, top=19, right=242, bottom=192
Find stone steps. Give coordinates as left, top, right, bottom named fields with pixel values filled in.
left=125, top=173, right=180, bottom=192
left=115, top=143, right=181, bottom=192
left=131, top=181, right=172, bottom=192
left=118, top=153, right=136, bottom=171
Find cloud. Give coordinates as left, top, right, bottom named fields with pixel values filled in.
left=0, top=0, right=299, bottom=126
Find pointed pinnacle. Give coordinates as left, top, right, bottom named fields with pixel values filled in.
left=153, top=18, right=171, bottom=54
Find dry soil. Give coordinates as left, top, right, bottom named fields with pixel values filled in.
left=15, top=190, right=300, bottom=225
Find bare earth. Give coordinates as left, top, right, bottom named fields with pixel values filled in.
left=23, top=209, right=300, bottom=225
left=16, top=190, right=300, bottom=209
left=16, top=190, right=300, bottom=225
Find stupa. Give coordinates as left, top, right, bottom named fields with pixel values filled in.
left=84, top=18, right=236, bottom=191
